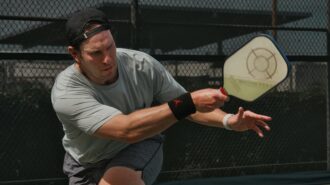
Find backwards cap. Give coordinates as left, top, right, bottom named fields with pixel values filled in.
left=65, top=8, right=111, bottom=47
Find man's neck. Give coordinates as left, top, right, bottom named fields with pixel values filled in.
left=74, top=63, right=118, bottom=85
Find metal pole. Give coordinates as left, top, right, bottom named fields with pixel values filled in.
left=130, top=0, right=139, bottom=49
left=327, top=0, right=330, bottom=170
left=272, top=0, right=278, bottom=39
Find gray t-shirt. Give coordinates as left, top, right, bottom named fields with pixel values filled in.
left=51, top=48, right=186, bottom=164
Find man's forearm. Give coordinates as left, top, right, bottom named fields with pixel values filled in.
left=94, top=103, right=178, bottom=143
left=188, top=109, right=228, bottom=128
left=95, top=89, right=229, bottom=143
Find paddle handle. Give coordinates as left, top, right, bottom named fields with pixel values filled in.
left=219, top=87, right=228, bottom=96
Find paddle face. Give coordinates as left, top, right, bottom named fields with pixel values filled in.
left=223, top=35, right=290, bottom=102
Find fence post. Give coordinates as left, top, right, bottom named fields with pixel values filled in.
left=130, top=0, right=139, bottom=49
left=271, top=0, right=277, bottom=39
left=327, top=0, right=330, bottom=171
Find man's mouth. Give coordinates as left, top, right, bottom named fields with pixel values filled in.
left=103, top=66, right=112, bottom=71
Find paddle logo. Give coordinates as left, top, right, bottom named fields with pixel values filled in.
left=246, top=48, right=277, bottom=80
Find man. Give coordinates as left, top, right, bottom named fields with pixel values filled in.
left=51, top=8, right=271, bottom=185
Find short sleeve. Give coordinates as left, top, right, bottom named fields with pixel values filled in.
left=52, top=92, right=122, bottom=135
left=150, top=57, right=187, bottom=103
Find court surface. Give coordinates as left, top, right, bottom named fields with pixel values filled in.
left=156, top=170, right=330, bottom=185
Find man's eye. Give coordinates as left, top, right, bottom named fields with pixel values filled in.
left=91, top=51, right=102, bottom=56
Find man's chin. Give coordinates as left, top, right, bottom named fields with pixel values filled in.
left=101, top=74, right=118, bottom=84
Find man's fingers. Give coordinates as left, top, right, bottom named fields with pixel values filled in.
left=245, top=111, right=272, bottom=121
left=254, top=114, right=272, bottom=121
left=260, top=115, right=272, bottom=121
left=212, top=89, right=229, bottom=102
left=251, top=125, right=264, bottom=138
left=237, top=107, right=244, bottom=119
left=219, top=87, right=230, bottom=102
left=256, top=120, right=271, bottom=131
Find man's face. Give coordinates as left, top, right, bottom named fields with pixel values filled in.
left=70, top=28, right=117, bottom=85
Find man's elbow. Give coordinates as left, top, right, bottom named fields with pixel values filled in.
left=94, top=128, right=144, bottom=144
left=116, top=130, right=144, bottom=144
left=93, top=115, right=149, bottom=144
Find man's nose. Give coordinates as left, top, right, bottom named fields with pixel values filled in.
left=103, top=54, right=111, bottom=65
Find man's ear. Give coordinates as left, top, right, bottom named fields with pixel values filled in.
left=67, top=46, right=81, bottom=63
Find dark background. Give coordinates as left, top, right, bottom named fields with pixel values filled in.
left=0, top=0, right=328, bottom=184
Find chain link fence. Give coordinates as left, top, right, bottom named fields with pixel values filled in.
left=0, top=0, right=328, bottom=184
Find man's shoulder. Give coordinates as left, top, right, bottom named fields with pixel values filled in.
left=55, top=64, right=79, bottom=83
left=117, top=48, right=163, bottom=71
left=117, top=48, right=155, bottom=63
left=53, top=64, right=90, bottom=94
left=117, top=48, right=149, bottom=57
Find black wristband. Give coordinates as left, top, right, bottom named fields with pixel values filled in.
left=168, top=93, right=196, bottom=120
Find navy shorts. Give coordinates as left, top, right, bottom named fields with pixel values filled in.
left=63, top=135, right=164, bottom=185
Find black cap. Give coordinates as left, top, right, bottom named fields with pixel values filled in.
left=65, top=8, right=111, bottom=47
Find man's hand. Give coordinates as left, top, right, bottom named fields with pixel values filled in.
left=191, top=88, right=229, bottom=113
left=226, top=107, right=272, bottom=138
